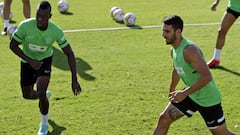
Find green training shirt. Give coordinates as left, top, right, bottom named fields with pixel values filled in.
left=172, top=38, right=222, bottom=107
left=13, top=18, right=69, bottom=62
left=229, top=0, right=240, bottom=13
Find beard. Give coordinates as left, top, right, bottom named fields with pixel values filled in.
left=164, top=34, right=177, bottom=45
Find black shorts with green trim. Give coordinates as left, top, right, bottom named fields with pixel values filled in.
left=171, top=96, right=225, bottom=129
left=20, top=56, right=52, bottom=86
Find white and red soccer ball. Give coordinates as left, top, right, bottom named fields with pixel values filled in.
left=110, top=6, right=119, bottom=18
left=112, top=8, right=125, bottom=22
left=110, top=6, right=136, bottom=26
left=57, top=0, right=69, bottom=13
left=123, top=12, right=136, bottom=26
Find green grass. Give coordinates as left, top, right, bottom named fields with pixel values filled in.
left=0, top=0, right=240, bottom=134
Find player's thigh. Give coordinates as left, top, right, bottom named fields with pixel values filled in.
left=21, top=62, right=36, bottom=85
left=36, top=76, right=50, bottom=92
left=220, top=12, right=237, bottom=32
left=36, top=56, right=52, bottom=92
left=161, top=102, right=184, bottom=122
left=20, top=62, right=37, bottom=96
left=21, top=85, right=34, bottom=97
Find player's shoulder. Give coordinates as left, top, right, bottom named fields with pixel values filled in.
left=185, top=44, right=198, bottom=50
left=48, top=20, right=62, bottom=29
left=22, top=18, right=35, bottom=23
left=18, top=18, right=36, bottom=26
left=184, top=44, right=202, bottom=59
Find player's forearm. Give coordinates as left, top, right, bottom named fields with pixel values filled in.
left=216, top=0, right=220, bottom=3
left=62, top=45, right=78, bottom=81
left=67, top=51, right=78, bottom=81
left=10, top=43, right=32, bottom=62
left=183, top=73, right=212, bottom=96
left=169, top=69, right=180, bottom=92
left=214, top=0, right=220, bottom=5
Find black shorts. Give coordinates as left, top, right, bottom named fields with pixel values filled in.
left=227, top=7, right=240, bottom=18
left=20, top=56, right=52, bottom=86
left=171, top=96, right=225, bottom=129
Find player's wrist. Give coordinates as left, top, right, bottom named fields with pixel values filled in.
left=169, top=89, right=174, bottom=92
left=71, top=75, right=78, bottom=81
left=183, top=87, right=191, bottom=96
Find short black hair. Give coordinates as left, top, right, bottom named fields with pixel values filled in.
left=163, top=15, right=183, bottom=32
left=38, top=1, right=52, bottom=12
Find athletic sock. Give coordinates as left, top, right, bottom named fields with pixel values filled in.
left=213, top=48, right=221, bottom=60
left=40, top=114, right=48, bottom=125
left=3, top=19, right=9, bottom=29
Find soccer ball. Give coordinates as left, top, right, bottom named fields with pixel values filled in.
left=123, top=13, right=136, bottom=26
left=112, top=8, right=125, bottom=22
left=57, top=0, right=69, bottom=13
left=109, top=6, right=119, bottom=18
left=7, top=25, right=17, bottom=38
left=0, top=10, right=13, bottom=20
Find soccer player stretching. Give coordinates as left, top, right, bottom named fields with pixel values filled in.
left=9, top=1, right=81, bottom=135
left=153, top=15, right=238, bottom=135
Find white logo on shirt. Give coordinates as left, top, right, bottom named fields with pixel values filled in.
left=29, top=44, right=47, bottom=52
left=60, top=36, right=66, bottom=42
left=45, top=37, right=52, bottom=44
left=175, top=67, right=185, bottom=76
left=44, top=70, right=50, bottom=73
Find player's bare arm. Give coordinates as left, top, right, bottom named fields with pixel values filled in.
left=62, top=44, right=82, bottom=96
left=10, top=38, right=42, bottom=70
left=211, top=0, right=220, bottom=11
left=169, top=45, right=213, bottom=103
left=169, top=68, right=180, bottom=95
left=182, top=45, right=212, bottom=95
left=169, top=49, right=180, bottom=94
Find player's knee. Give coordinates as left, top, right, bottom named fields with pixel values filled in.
left=218, top=28, right=228, bottom=36
left=37, top=91, right=46, bottom=99
left=158, top=112, right=169, bottom=122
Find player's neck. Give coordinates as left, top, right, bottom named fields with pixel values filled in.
left=172, top=36, right=183, bottom=49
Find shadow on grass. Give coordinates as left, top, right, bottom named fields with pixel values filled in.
left=53, top=47, right=96, bottom=81
left=59, top=11, right=74, bottom=15
left=210, top=65, right=240, bottom=76
left=48, top=119, right=66, bottom=135
left=10, top=20, right=17, bottom=24
left=114, top=20, right=143, bottom=29
left=114, top=20, right=124, bottom=24
left=127, top=24, right=143, bottom=29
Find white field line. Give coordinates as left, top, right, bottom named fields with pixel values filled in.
left=63, top=22, right=240, bottom=33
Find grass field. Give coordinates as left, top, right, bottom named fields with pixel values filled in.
left=0, top=0, right=240, bottom=135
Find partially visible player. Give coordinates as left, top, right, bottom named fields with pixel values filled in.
left=9, top=1, right=81, bottom=135
left=153, top=15, right=238, bottom=135
left=1, top=0, right=31, bottom=35
left=207, top=0, right=240, bottom=68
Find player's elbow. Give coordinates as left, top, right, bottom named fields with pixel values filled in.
left=9, top=40, right=16, bottom=52
left=9, top=42, right=14, bottom=51
left=204, top=74, right=212, bottom=84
